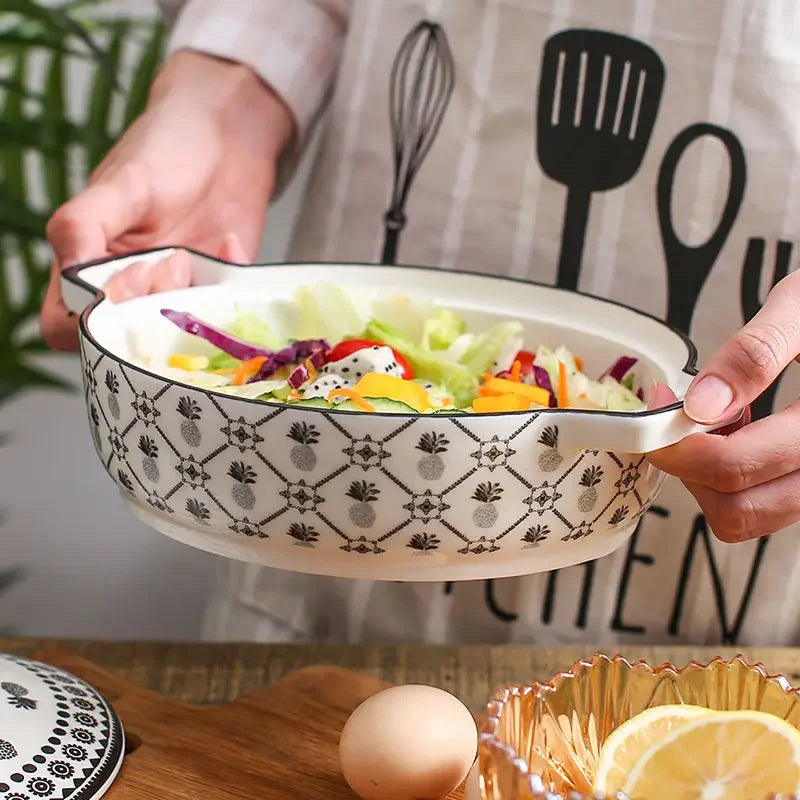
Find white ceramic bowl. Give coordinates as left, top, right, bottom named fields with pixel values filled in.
left=62, top=247, right=728, bottom=582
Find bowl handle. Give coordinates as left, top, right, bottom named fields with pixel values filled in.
left=556, top=373, right=743, bottom=455
left=60, top=246, right=233, bottom=313
left=60, top=247, right=180, bottom=313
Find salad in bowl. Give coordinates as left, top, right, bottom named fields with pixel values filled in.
left=158, top=284, right=647, bottom=417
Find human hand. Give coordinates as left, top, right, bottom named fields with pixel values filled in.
left=648, top=272, right=800, bottom=542
left=41, top=51, right=294, bottom=350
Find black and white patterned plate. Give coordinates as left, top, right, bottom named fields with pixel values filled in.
left=0, top=654, right=124, bottom=800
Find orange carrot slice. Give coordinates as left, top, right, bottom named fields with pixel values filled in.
left=510, top=359, right=522, bottom=382
left=231, top=356, right=268, bottom=386
left=472, top=394, right=530, bottom=413
left=482, top=376, right=551, bottom=406
left=326, top=388, right=376, bottom=412
left=558, top=361, right=568, bottom=408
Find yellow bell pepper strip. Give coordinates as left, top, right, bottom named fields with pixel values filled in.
left=557, top=361, right=568, bottom=408
left=232, top=356, right=269, bottom=386
left=472, top=394, right=530, bottom=413
left=326, top=388, right=376, bottom=412
left=510, top=359, right=522, bottom=382
left=353, top=373, right=431, bottom=413
left=168, top=354, right=210, bottom=371
left=480, top=376, right=551, bottom=407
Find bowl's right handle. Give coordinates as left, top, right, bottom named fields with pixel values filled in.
left=556, top=371, right=742, bottom=455
left=557, top=404, right=742, bottom=455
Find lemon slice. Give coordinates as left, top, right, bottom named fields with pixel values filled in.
left=622, top=709, right=800, bottom=800
left=592, top=704, right=710, bottom=795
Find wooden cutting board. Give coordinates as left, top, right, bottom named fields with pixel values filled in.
left=31, top=648, right=467, bottom=800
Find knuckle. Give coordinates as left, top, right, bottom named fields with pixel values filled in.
left=710, top=456, right=749, bottom=493
left=45, top=203, right=78, bottom=242
left=730, top=325, right=788, bottom=382
left=709, top=494, right=759, bottom=543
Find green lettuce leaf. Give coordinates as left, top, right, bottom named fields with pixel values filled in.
left=458, top=320, right=523, bottom=375
left=296, top=284, right=363, bottom=343
left=364, top=319, right=477, bottom=407
left=422, top=308, right=467, bottom=351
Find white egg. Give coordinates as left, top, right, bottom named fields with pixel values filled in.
left=339, top=684, right=478, bottom=800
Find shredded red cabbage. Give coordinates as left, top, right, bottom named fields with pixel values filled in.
left=602, top=356, right=638, bottom=383
left=533, top=366, right=557, bottom=408
left=249, top=340, right=329, bottom=383
left=287, top=351, right=328, bottom=390
left=160, top=309, right=273, bottom=362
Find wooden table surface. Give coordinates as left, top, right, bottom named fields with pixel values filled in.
left=4, top=639, right=800, bottom=710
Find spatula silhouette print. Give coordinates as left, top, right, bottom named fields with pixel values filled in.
left=537, top=29, right=665, bottom=290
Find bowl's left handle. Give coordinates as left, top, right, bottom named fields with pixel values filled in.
left=60, top=247, right=180, bottom=314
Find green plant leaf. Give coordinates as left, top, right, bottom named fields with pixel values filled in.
left=0, top=77, right=45, bottom=100
left=0, top=197, right=49, bottom=238
left=0, top=6, right=161, bottom=408
left=41, top=49, right=69, bottom=207
left=0, top=29, right=94, bottom=58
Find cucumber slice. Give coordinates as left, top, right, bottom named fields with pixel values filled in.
left=287, top=397, right=331, bottom=409
left=335, top=397, right=417, bottom=414
left=290, top=396, right=453, bottom=415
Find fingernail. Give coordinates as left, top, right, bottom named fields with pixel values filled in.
left=684, top=375, right=734, bottom=423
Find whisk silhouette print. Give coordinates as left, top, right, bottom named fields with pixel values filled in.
left=380, top=20, right=455, bottom=265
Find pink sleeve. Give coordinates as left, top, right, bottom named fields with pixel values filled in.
left=162, top=0, right=350, bottom=189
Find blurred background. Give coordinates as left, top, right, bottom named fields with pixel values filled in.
left=0, top=0, right=317, bottom=638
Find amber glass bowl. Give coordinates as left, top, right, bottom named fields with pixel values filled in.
left=478, top=653, right=800, bottom=800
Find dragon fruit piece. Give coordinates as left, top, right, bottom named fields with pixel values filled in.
left=299, top=373, right=349, bottom=400
left=321, top=345, right=404, bottom=381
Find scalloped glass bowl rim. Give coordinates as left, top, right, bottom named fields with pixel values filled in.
left=478, top=652, right=800, bottom=800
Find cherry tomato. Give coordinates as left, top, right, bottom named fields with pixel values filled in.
left=327, top=338, right=414, bottom=380
left=514, top=350, right=536, bottom=375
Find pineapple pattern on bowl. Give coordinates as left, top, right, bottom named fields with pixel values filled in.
left=138, top=436, right=160, bottom=483
left=577, top=466, right=603, bottom=512
left=538, top=426, right=563, bottom=472
left=346, top=480, right=380, bottom=528
left=472, top=482, right=503, bottom=528
left=177, top=396, right=202, bottom=447
left=76, top=333, right=664, bottom=581
left=287, top=422, right=320, bottom=471
left=416, top=432, right=449, bottom=480
left=104, top=370, right=120, bottom=420
left=228, top=461, right=257, bottom=510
